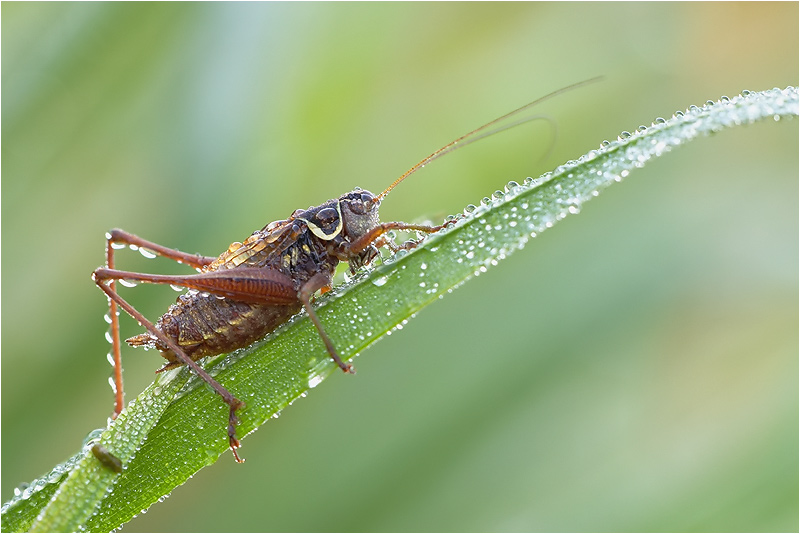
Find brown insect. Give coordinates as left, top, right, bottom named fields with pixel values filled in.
left=92, top=78, right=600, bottom=463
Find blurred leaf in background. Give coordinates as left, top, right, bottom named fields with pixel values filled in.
left=2, top=2, right=797, bottom=532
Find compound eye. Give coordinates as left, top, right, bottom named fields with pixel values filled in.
left=360, top=191, right=375, bottom=207
left=315, top=207, right=339, bottom=224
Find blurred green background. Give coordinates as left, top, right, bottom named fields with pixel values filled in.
left=2, top=2, right=797, bottom=532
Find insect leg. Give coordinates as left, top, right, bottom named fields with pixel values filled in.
left=93, top=269, right=247, bottom=463
left=372, top=235, right=400, bottom=254
left=106, top=228, right=216, bottom=270
left=103, top=235, right=125, bottom=418
left=346, top=219, right=457, bottom=256
left=92, top=267, right=299, bottom=306
left=298, top=272, right=355, bottom=374
left=101, top=230, right=217, bottom=418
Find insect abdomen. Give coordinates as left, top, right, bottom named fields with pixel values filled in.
left=127, top=291, right=301, bottom=371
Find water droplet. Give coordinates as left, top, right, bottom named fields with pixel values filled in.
left=307, top=373, right=324, bottom=389
left=82, top=428, right=105, bottom=449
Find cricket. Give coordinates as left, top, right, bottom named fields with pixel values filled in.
left=93, top=78, right=600, bottom=463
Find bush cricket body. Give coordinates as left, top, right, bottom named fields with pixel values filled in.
left=92, top=77, right=601, bottom=462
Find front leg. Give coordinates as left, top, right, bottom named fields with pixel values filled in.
left=345, top=219, right=456, bottom=257
left=348, top=244, right=380, bottom=274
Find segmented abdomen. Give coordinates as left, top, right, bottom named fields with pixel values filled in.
left=127, top=290, right=301, bottom=371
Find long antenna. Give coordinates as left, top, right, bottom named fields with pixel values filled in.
left=377, top=76, right=604, bottom=201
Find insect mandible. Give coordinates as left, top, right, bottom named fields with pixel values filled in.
left=92, top=78, right=601, bottom=463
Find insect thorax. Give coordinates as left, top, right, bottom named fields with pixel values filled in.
left=294, top=189, right=381, bottom=266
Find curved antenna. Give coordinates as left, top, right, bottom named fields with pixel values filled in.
left=377, top=76, right=604, bottom=201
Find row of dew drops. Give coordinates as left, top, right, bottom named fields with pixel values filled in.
left=415, top=85, right=799, bottom=283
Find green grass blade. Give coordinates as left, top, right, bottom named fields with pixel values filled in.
left=0, top=453, right=80, bottom=533
left=3, top=86, right=796, bottom=533
left=2, top=369, right=191, bottom=533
